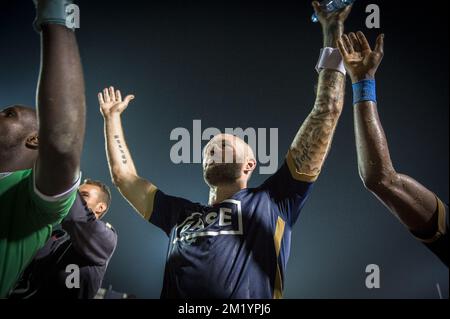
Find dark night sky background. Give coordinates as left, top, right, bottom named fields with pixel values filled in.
left=0, top=0, right=448, bottom=298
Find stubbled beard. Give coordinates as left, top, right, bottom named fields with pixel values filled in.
left=203, top=163, right=242, bottom=186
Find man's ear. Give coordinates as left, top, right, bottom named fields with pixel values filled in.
left=244, top=158, right=257, bottom=175
left=96, top=202, right=107, bottom=216
left=25, top=133, right=39, bottom=150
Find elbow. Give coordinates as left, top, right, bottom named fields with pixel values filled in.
left=359, top=169, right=397, bottom=194
left=111, top=169, right=136, bottom=190
left=39, top=138, right=82, bottom=162
left=40, top=121, right=85, bottom=156
left=111, top=169, right=127, bottom=187
left=360, top=174, right=383, bottom=192
left=327, top=97, right=343, bottom=116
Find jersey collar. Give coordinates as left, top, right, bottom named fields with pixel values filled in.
left=0, top=172, right=12, bottom=180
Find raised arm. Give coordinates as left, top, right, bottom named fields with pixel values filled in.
left=289, top=2, right=350, bottom=181
left=99, top=87, right=157, bottom=219
left=337, top=31, right=439, bottom=238
left=35, top=20, right=85, bottom=195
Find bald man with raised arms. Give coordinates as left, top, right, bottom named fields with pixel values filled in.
left=98, top=2, right=352, bottom=299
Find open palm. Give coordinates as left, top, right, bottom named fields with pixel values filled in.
left=337, top=31, right=384, bottom=82
left=98, top=86, right=134, bottom=117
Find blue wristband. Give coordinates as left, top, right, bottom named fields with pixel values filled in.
left=352, top=79, right=377, bottom=105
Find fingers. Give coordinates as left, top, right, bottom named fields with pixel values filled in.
left=99, top=86, right=126, bottom=104
left=123, top=95, right=135, bottom=105
left=103, top=88, right=110, bottom=103
left=342, top=34, right=354, bottom=54
left=357, top=31, right=371, bottom=51
left=337, top=38, right=348, bottom=58
left=97, top=92, right=105, bottom=105
left=342, top=4, right=353, bottom=14
left=337, top=3, right=352, bottom=20
left=349, top=32, right=361, bottom=52
left=116, top=89, right=122, bottom=102
left=374, top=33, right=385, bottom=55
left=312, top=1, right=321, bottom=14
left=109, top=86, right=116, bottom=102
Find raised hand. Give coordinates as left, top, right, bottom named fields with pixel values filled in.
left=312, top=1, right=352, bottom=47
left=337, top=31, right=384, bottom=83
left=98, top=86, right=135, bottom=118
left=312, top=1, right=352, bottom=27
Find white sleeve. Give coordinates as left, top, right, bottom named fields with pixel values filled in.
left=33, top=169, right=82, bottom=202
left=315, top=47, right=346, bottom=75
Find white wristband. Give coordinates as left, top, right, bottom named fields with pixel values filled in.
left=315, top=47, right=346, bottom=75
left=33, top=165, right=82, bottom=202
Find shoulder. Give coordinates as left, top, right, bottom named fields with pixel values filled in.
left=104, top=221, right=116, bottom=234
left=0, top=169, right=32, bottom=190
left=101, top=221, right=118, bottom=243
left=154, top=189, right=200, bottom=210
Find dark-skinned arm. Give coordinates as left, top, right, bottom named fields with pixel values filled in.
left=338, top=31, right=440, bottom=238
left=35, top=24, right=85, bottom=196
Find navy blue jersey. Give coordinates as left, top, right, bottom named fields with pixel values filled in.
left=149, top=154, right=315, bottom=298
left=9, top=193, right=117, bottom=299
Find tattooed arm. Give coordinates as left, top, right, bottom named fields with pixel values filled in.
left=290, top=71, right=345, bottom=180
left=99, top=87, right=157, bottom=220
left=289, top=2, right=350, bottom=181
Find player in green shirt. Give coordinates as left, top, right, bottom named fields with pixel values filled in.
left=0, top=0, right=86, bottom=297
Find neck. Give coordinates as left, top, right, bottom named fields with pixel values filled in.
left=0, top=147, right=35, bottom=173
left=208, top=180, right=247, bottom=205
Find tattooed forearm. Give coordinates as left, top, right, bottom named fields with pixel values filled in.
left=290, top=69, right=345, bottom=177
left=102, top=111, right=157, bottom=220
left=104, top=115, right=138, bottom=181
left=114, top=135, right=128, bottom=165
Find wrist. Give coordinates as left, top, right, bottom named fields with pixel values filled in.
left=350, top=74, right=375, bottom=84
left=322, top=21, right=344, bottom=31
left=315, top=47, right=346, bottom=75
left=103, top=113, right=121, bottom=121
left=352, top=78, right=377, bottom=105
left=323, top=23, right=343, bottom=47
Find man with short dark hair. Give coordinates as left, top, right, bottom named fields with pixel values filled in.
left=82, top=179, right=113, bottom=219
left=10, top=179, right=117, bottom=299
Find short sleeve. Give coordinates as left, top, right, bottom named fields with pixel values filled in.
left=259, top=151, right=315, bottom=227
left=28, top=169, right=80, bottom=226
left=413, top=197, right=449, bottom=267
left=149, top=190, right=194, bottom=236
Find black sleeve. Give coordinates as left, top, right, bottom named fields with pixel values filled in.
left=420, top=198, right=449, bottom=267
left=61, top=193, right=117, bottom=266
left=259, top=153, right=315, bottom=226
left=149, top=190, right=194, bottom=236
